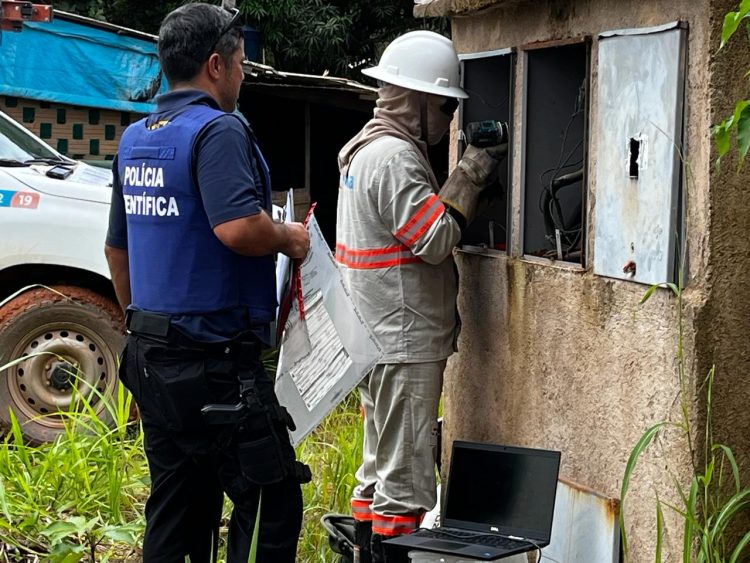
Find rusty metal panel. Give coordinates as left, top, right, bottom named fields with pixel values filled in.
left=542, top=478, right=620, bottom=562
left=593, top=25, right=687, bottom=285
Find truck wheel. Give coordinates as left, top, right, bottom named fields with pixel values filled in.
left=0, top=285, right=124, bottom=443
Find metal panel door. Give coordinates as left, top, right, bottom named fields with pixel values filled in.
left=593, top=23, right=687, bottom=285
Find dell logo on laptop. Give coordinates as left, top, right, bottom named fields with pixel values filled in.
left=490, top=526, right=499, bottom=532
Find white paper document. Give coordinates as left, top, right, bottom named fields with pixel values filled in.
left=275, top=214, right=382, bottom=445
left=275, top=189, right=294, bottom=307
left=288, top=291, right=353, bottom=410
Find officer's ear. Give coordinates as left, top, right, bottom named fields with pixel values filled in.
left=206, top=52, right=224, bottom=80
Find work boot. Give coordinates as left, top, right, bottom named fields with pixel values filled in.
left=354, top=520, right=372, bottom=563
left=371, top=533, right=386, bottom=563
left=371, top=533, right=410, bottom=563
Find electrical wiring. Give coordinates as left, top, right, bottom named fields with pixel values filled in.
left=537, top=114, right=582, bottom=204
left=538, top=82, right=586, bottom=255
left=537, top=139, right=583, bottom=215
left=463, top=87, right=510, bottom=110
left=527, top=539, right=560, bottom=563
left=538, top=157, right=583, bottom=189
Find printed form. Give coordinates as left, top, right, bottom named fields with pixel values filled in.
left=275, top=214, right=382, bottom=445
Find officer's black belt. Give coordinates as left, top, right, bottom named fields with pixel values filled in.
left=125, top=309, right=261, bottom=355
left=125, top=309, right=170, bottom=338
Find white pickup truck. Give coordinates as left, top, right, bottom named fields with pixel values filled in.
left=0, top=109, right=123, bottom=443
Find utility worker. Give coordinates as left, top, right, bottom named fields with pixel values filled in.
left=336, top=31, right=507, bottom=563
left=104, top=4, right=311, bottom=562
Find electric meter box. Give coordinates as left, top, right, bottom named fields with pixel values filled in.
left=592, top=22, right=687, bottom=285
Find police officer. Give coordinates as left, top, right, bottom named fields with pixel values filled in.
left=104, top=4, right=310, bottom=562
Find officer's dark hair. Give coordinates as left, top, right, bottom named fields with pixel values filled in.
left=158, top=3, right=243, bottom=86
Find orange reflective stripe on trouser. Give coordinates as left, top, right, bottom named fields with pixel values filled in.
left=394, top=194, right=445, bottom=247
left=335, top=243, right=422, bottom=269
left=351, top=498, right=373, bottom=522
left=371, top=512, right=421, bottom=536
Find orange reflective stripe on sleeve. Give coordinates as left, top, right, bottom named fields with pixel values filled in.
left=336, top=243, right=423, bottom=269
left=351, top=498, right=373, bottom=522
left=393, top=194, right=446, bottom=247
left=371, top=512, right=421, bottom=536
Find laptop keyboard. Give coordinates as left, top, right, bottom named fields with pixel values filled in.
left=415, top=528, right=528, bottom=550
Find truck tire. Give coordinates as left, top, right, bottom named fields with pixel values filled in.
left=0, top=285, right=124, bottom=444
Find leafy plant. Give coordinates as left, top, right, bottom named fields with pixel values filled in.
left=296, top=393, right=363, bottom=562
left=619, top=264, right=750, bottom=560
left=712, top=0, right=750, bottom=166
left=622, top=9, right=750, bottom=553
left=0, top=375, right=147, bottom=562
left=241, top=0, right=448, bottom=78
left=48, top=0, right=447, bottom=79
left=0, top=353, right=362, bottom=561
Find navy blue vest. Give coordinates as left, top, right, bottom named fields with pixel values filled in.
left=118, top=103, right=276, bottom=323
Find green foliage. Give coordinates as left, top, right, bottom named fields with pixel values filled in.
left=0, top=381, right=147, bottom=561
left=619, top=421, right=672, bottom=561
left=52, top=0, right=107, bottom=21
left=296, top=393, right=363, bottom=561
left=720, top=0, right=750, bottom=48
left=0, top=366, right=362, bottom=561
left=621, top=279, right=750, bottom=563
left=101, top=0, right=181, bottom=35
left=241, top=0, right=447, bottom=78
left=48, top=0, right=179, bottom=33
left=713, top=0, right=750, bottom=166
left=49, top=0, right=446, bottom=78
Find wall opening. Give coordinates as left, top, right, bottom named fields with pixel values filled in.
left=522, top=41, right=589, bottom=264
left=628, top=137, right=640, bottom=179
left=458, top=50, right=513, bottom=253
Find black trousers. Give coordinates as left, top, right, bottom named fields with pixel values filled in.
left=119, top=331, right=303, bottom=563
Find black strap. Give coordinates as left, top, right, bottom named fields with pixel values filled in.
left=125, top=309, right=170, bottom=338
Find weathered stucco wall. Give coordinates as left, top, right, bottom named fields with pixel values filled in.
left=698, top=0, right=750, bottom=542
left=425, top=0, right=750, bottom=560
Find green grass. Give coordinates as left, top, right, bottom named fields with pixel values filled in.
left=620, top=281, right=750, bottom=563
left=0, top=384, right=147, bottom=562
left=0, top=377, right=362, bottom=562
left=297, top=394, right=362, bottom=562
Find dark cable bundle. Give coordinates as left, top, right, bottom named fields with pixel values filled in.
left=538, top=79, right=586, bottom=260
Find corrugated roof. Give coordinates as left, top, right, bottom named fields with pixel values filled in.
left=55, top=10, right=158, bottom=42
left=57, top=11, right=376, bottom=96
left=414, top=0, right=527, bottom=17
left=242, top=61, right=377, bottom=96
left=54, top=10, right=375, bottom=98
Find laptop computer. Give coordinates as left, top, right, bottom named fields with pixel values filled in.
left=385, top=441, right=561, bottom=561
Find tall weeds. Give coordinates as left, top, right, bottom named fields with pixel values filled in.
left=296, top=394, right=363, bottom=562
left=0, top=383, right=147, bottom=562
left=619, top=286, right=750, bottom=562
left=621, top=14, right=750, bottom=549
left=0, top=371, right=361, bottom=562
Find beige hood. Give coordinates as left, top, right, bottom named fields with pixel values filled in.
left=338, top=85, right=441, bottom=190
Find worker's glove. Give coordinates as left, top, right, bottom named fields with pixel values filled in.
left=439, top=143, right=507, bottom=225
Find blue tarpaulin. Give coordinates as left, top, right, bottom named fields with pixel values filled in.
left=0, top=16, right=166, bottom=113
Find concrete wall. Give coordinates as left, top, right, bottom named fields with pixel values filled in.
left=415, top=0, right=750, bottom=559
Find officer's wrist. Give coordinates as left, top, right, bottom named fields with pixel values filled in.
left=274, top=222, right=294, bottom=255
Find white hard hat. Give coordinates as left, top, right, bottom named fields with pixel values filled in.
left=362, top=30, right=468, bottom=99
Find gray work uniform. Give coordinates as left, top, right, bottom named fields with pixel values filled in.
left=336, top=135, right=461, bottom=534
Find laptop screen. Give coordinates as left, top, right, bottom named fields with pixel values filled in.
left=443, top=441, right=561, bottom=542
